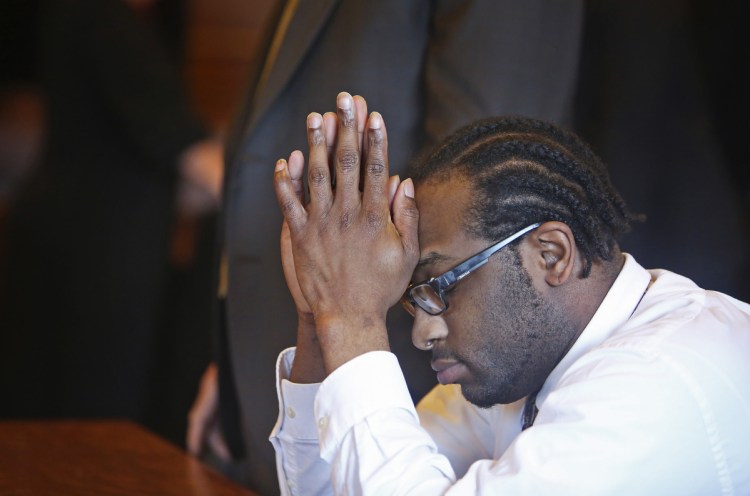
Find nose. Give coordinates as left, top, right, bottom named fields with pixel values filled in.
left=411, top=310, right=449, bottom=350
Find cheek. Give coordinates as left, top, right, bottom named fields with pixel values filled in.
left=460, top=274, right=535, bottom=352
left=444, top=315, right=483, bottom=353
left=444, top=279, right=504, bottom=351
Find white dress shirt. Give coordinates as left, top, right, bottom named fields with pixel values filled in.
left=270, top=255, right=750, bottom=495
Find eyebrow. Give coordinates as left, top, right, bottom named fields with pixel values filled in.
left=416, top=252, right=455, bottom=270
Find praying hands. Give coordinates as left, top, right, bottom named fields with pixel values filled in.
left=273, top=92, right=420, bottom=377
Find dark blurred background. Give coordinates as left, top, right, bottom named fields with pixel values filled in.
left=0, top=0, right=747, bottom=448
left=0, top=0, right=275, bottom=447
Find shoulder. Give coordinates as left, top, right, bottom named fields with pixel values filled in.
left=602, top=267, right=750, bottom=359
left=551, top=273, right=750, bottom=444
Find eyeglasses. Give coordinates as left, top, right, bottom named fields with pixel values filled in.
left=400, top=223, right=541, bottom=316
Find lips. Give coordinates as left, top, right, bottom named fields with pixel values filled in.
left=431, top=358, right=468, bottom=385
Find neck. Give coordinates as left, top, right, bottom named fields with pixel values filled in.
left=566, top=250, right=625, bottom=342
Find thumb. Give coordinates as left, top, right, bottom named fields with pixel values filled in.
left=392, top=178, right=419, bottom=259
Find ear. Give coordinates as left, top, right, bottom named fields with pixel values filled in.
left=527, top=221, right=577, bottom=287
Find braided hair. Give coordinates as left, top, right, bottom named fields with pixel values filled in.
left=407, top=116, right=642, bottom=277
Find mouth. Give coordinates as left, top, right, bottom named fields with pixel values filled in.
left=431, top=358, right=468, bottom=385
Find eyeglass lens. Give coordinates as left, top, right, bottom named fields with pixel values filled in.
left=409, top=284, right=446, bottom=315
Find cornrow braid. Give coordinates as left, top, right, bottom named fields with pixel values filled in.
left=407, top=116, right=642, bottom=277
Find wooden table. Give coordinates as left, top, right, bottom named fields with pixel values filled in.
left=0, top=420, right=259, bottom=495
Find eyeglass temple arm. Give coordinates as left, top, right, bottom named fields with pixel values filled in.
left=435, top=223, right=541, bottom=289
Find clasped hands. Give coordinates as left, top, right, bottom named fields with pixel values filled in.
left=273, top=93, right=419, bottom=377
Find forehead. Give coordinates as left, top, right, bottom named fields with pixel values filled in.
left=415, top=176, right=481, bottom=265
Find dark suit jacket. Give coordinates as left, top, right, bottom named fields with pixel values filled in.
left=219, top=0, right=583, bottom=492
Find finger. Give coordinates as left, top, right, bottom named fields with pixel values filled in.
left=333, top=92, right=361, bottom=207
left=287, top=150, right=305, bottom=204
left=362, top=112, right=389, bottom=212
left=354, top=95, right=368, bottom=154
left=392, top=178, right=420, bottom=261
left=323, top=112, right=337, bottom=181
left=354, top=95, right=368, bottom=191
left=274, top=158, right=307, bottom=232
left=306, top=112, right=333, bottom=212
left=387, top=174, right=400, bottom=210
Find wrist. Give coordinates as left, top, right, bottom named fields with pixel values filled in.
left=297, top=310, right=315, bottom=327
left=314, top=313, right=390, bottom=374
left=290, top=321, right=325, bottom=383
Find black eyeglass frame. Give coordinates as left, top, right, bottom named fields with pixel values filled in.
left=401, top=222, right=541, bottom=316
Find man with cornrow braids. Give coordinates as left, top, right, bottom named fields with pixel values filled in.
left=270, top=94, right=750, bottom=495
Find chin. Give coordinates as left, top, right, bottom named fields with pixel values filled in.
left=460, top=384, right=517, bottom=409
left=461, top=385, right=503, bottom=408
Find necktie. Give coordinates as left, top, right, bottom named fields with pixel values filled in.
left=521, top=391, right=539, bottom=430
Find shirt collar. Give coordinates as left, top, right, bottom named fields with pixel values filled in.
left=536, top=253, right=652, bottom=408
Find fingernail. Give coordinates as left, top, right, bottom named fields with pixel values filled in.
left=307, top=113, right=322, bottom=129
left=369, top=112, right=382, bottom=129
left=403, top=178, right=415, bottom=198
left=275, top=159, right=286, bottom=173
left=337, top=92, right=352, bottom=110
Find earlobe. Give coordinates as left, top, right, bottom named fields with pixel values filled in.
left=532, top=221, right=576, bottom=287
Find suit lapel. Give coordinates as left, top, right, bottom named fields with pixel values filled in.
left=246, top=0, right=340, bottom=135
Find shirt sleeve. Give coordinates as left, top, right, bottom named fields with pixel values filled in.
left=270, top=347, right=332, bottom=496
left=271, top=350, right=504, bottom=495
left=315, top=352, right=455, bottom=495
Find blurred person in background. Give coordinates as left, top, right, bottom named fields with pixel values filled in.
left=0, top=0, right=44, bottom=300
left=0, top=0, right=223, bottom=442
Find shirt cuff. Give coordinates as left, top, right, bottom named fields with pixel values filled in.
left=271, top=347, right=321, bottom=441
left=315, top=351, right=418, bottom=461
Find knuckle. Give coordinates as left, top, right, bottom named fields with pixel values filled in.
left=339, top=210, right=354, bottom=230
left=401, top=204, right=419, bottom=220
left=366, top=158, right=386, bottom=177
left=280, top=198, right=299, bottom=217
left=366, top=209, right=383, bottom=229
left=337, top=149, right=359, bottom=173
left=309, top=166, right=329, bottom=186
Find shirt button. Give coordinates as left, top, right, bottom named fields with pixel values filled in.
left=318, top=416, right=328, bottom=430
left=286, top=406, right=296, bottom=419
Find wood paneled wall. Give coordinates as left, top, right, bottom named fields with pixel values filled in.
left=183, top=0, right=277, bottom=133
